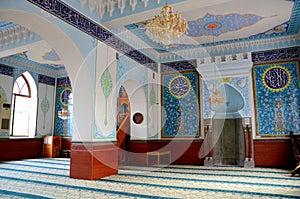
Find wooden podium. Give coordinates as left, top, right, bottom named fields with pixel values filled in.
left=43, top=136, right=62, bottom=158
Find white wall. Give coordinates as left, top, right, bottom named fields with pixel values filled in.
left=147, top=71, right=161, bottom=139
left=121, top=79, right=148, bottom=140
left=94, top=42, right=118, bottom=139
left=116, top=53, right=160, bottom=140
left=36, top=83, right=55, bottom=137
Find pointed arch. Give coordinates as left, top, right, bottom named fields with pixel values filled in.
left=119, top=79, right=148, bottom=139
left=11, top=71, right=37, bottom=137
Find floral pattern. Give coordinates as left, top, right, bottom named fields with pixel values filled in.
left=100, top=68, right=113, bottom=126
left=162, top=72, right=200, bottom=137
left=254, top=61, right=300, bottom=136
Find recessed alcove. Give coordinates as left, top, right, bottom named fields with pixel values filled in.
left=211, top=84, right=245, bottom=166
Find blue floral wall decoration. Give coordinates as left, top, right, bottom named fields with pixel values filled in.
left=100, top=68, right=113, bottom=126
left=40, top=86, right=50, bottom=129
left=254, top=61, right=300, bottom=136
left=162, top=72, right=200, bottom=138
left=55, top=86, right=73, bottom=136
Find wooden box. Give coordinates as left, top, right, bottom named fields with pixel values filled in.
left=43, top=136, right=62, bottom=158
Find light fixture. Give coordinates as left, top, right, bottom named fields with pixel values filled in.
left=145, top=0, right=188, bottom=48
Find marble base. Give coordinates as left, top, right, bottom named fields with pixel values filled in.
left=204, top=157, right=214, bottom=167
left=244, top=158, right=255, bottom=168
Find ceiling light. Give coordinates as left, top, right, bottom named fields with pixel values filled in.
left=145, top=0, right=188, bottom=48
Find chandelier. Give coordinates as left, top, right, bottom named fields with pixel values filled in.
left=145, top=0, right=188, bottom=47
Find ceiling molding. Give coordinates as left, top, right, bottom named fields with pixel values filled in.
left=79, top=0, right=154, bottom=19
left=0, top=55, right=68, bottom=78
left=76, top=0, right=171, bottom=22
left=159, top=34, right=300, bottom=63
left=0, top=23, right=41, bottom=51
left=197, top=52, right=253, bottom=78
left=119, top=0, right=298, bottom=56
left=0, top=40, right=45, bottom=60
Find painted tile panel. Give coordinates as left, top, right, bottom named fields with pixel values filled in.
left=162, top=71, right=200, bottom=137
left=55, top=85, right=73, bottom=136
left=253, top=61, right=300, bottom=136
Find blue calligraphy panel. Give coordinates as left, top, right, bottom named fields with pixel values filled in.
left=254, top=61, right=300, bottom=136
left=162, top=72, right=200, bottom=137
left=252, top=47, right=300, bottom=64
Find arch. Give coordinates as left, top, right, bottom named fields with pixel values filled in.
left=120, top=103, right=128, bottom=114
left=117, top=86, right=130, bottom=126
left=0, top=9, right=94, bottom=141
left=116, top=86, right=131, bottom=165
left=11, top=71, right=37, bottom=137
left=119, top=79, right=148, bottom=139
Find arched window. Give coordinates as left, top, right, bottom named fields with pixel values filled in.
left=11, top=72, right=37, bottom=137
left=120, top=103, right=128, bottom=114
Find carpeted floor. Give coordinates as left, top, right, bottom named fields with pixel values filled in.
left=0, top=158, right=299, bottom=198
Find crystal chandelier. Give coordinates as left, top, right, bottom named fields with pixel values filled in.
left=145, top=0, right=188, bottom=48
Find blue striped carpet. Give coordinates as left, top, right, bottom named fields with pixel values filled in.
left=0, top=158, right=299, bottom=198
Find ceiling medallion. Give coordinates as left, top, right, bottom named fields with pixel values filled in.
left=145, top=0, right=188, bottom=48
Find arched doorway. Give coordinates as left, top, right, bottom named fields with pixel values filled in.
left=117, top=86, right=131, bottom=165
left=114, top=77, right=148, bottom=166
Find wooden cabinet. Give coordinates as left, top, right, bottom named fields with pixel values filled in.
left=43, top=136, right=62, bottom=158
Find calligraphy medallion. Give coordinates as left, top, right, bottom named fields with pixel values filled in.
left=263, top=65, right=291, bottom=92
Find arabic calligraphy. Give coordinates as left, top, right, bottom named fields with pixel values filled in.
left=169, top=76, right=191, bottom=98
left=263, top=65, right=291, bottom=92
left=252, top=47, right=300, bottom=63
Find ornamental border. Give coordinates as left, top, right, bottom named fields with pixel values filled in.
left=252, top=46, right=300, bottom=64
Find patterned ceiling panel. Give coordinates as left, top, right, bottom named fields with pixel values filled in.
left=187, top=13, right=264, bottom=37
left=124, top=0, right=299, bottom=53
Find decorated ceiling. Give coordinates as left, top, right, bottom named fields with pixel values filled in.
left=0, top=0, right=299, bottom=65
left=0, top=21, right=65, bottom=73
left=119, top=0, right=299, bottom=52
left=61, top=0, right=299, bottom=53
